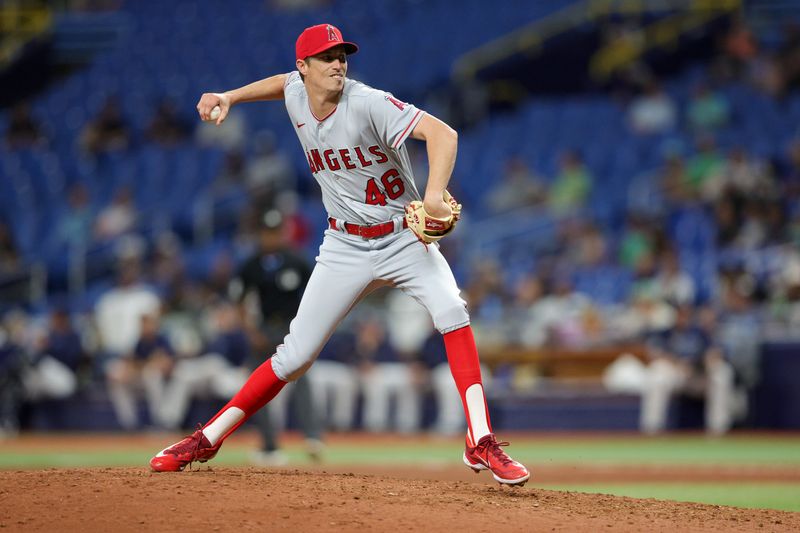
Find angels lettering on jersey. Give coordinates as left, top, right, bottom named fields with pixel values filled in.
left=284, top=70, right=426, bottom=223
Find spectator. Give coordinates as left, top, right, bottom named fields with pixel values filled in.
left=702, top=148, right=771, bottom=202
left=145, top=98, right=191, bottom=146
left=306, top=332, right=359, bottom=432
left=22, top=308, right=83, bottom=404
left=686, top=83, right=730, bottom=133
left=716, top=270, right=762, bottom=393
left=94, top=186, right=138, bottom=241
left=517, top=274, right=592, bottom=349
left=713, top=193, right=741, bottom=248
left=5, top=102, right=47, bottom=149
left=94, top=260, right=161, bottom=428
left=735, top=199, right=769, bottom=250
left=548, top=150, right=592, bottom=214
left=627, top=81, right=677, bottom=135
left=54, top=183, right=93, bottom=251
left=158, top=301, right=249, bottom=430
left=686, top=136, right=725, bottom=198
left=79, top=96, right=131, bottom=155
left=652, top=249, right=696, bottom=306
left=358, top=317, right=421, bottom=433
left=660, top=152, right=693, bottom=205
left=618, top=214, right=657, bottom=271
left=487, top=157, right=545, bottom=213
left=639, top=305, right=736, bottom=435
left=106, top=312, right=173, bottom=429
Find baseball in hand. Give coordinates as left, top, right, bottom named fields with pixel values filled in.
left=209, top=106, right=221, bottom=121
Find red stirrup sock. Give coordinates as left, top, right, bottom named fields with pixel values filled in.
left=443, top=325, right=492, bottom=443
left=201, top=358, right=287, bottom=445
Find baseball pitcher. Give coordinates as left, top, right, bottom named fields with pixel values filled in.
left=149, top=23, right=530, bottom=486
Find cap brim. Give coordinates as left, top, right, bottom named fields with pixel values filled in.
left=306, top=41, right=358, bottom=58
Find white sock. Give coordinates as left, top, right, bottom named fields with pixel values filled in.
left=465, top=384, right=491, bottom=442
left=202, top=407, right=244, bottom=446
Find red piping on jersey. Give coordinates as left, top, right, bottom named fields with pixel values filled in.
left=309, top=102, right=338, bottom=122
left=392, top=110, right=423, bottom=148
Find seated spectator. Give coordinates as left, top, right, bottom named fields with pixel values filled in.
left=22, top=308, right=83, bottom=404
left=357, top=317, right=422, bottom=433
left=158, top=301, right=249, bottom=429
left=652, top=249, right=696, bottom=306
left=618, top=214, right=657, bottom=271
left=5, top=102, right=47, bottom=149
left=639, top=305, right=736, bottom=435
left=54, top=183, right=93, bottom=251
left=517, top=274, right=592, bottom=349
left=627, top=80, right=677, bottom=135
left=106, top=312, right=173, bottom=430
left=145, top=98, right=191, bottom=146
left=95, top=260, right=161, bottom=429
left=306, top=332, right=359, bottom=432
left=686, top=136, right=725, bottom=198
left=702, top=148, right=772, bottom=202
left=686, top=83, right=730, bottom=133
left=660, top=152, right=693, bottom=205
left=548, top=150, right=592, bottom=214
left=94, top=186, right=138, bottom=241
left=79, top=96, right=131, bottom=155
left=487, top=157, right=545, bottom=213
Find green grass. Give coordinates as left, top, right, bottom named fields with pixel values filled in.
left=1, top=434, right=799, bottom=469
left=2, top=434, right=799, bottom=512
left=534, top=483, right=800, bottom=512
left=5, top=435, right=798, bottom=468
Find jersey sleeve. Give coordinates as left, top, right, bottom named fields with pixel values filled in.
left=366, top=89, right=425, bottom=150
left=284, top=71, right=302, bottom=91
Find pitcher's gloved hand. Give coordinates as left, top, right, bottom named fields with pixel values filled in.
left=405, top=190, right=462, bottom=244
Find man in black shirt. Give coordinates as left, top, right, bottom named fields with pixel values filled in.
left=230, top=210, right=322, bottom=464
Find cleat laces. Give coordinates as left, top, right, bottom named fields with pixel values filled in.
left=476, top=436, right=514, bottom=466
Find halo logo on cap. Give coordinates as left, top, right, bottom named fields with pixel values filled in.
left=327, top=25, right=339, bottom=42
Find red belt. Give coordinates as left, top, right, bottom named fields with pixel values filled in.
left=328, top=217, right=407, bottom=239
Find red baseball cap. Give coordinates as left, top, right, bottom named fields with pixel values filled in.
left=295, top=24, right=358, bottom=61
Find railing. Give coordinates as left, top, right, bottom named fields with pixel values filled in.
left=0, top=6, right=52, bottom=65
left=452, top=0, right=742, bottom=84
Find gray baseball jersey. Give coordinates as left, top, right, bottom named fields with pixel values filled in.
left=284, top=71, right=425, bottom=224
left=271, top=72, right=469, bottom=382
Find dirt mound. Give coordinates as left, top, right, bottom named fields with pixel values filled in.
left=0, top=468, right=797, bottom=532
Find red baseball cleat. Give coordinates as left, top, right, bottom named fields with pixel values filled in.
left=463, top=433, right=530, bottom=486
left=149, top=427, right=221, bottom=472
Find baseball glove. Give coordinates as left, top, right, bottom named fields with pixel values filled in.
left=404, top=190, right=462, bottom=244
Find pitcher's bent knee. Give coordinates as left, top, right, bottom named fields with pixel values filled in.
left=271, top=342, right=319, bottom=382
left=434, top=303, right=470, bottom=334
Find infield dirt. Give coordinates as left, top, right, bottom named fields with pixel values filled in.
left=1, top=467, right=798, bottom=532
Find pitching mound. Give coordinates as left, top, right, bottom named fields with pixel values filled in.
left=1, top=468, right=797, bottom=532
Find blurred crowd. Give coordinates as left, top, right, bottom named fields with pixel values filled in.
left=3, top=15, right=800, bottom=437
